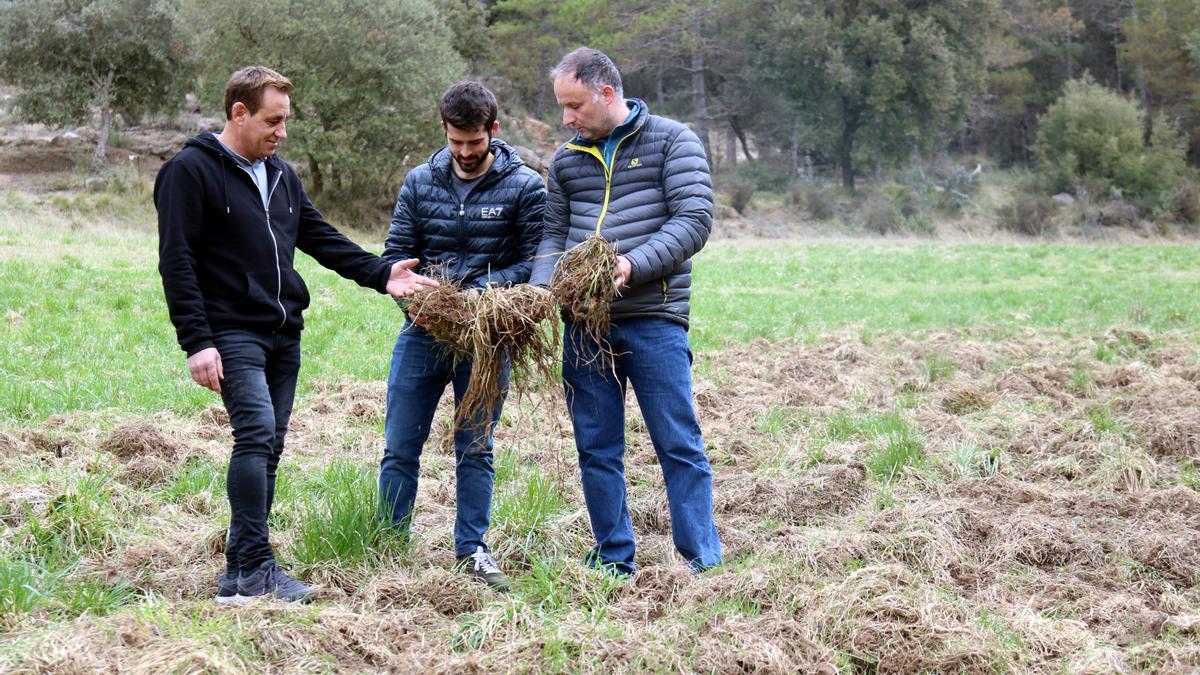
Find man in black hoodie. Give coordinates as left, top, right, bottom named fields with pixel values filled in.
left=155, top=65, right=437, bottom=603
left=379, top=81, right=545, bottom=591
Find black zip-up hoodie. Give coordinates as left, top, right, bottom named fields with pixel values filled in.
left=155, top=132, right=391, bottom=356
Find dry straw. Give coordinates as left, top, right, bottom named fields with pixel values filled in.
left=548, top=233, right=618, bottom=361
left=403, top=279, right=559, bottom=427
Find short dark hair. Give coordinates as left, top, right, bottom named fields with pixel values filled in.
left=223, top=65, right=293, bottom=120
left=550, top=47, right=623, bottom=97
left=439, top=81, right=498, bottom=131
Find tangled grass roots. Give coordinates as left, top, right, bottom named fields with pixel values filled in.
left=406, top=276, right=475, bottom=357
left=549, top=233, right=617, bottom=353
left=457, top=284, right=558, bottom=426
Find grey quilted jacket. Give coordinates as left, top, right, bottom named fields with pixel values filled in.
left=385, top=139, right=545, bottom=288
left=529, top=100, right=713, bottom=328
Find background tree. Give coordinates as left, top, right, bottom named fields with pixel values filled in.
left=1036, top=76, right=1186, bottom=198
left=182, top=0, right=463, bottom=219
left=0, top=0, right=190, bottom=165
left=755, top=0, right=999, bottom=190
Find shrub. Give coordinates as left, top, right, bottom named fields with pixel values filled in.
left=804, top=184, right=836, bottom=220
left=861, top=195, right=902, bottom=234
left=996, top=192, right=1058, bottom=236
left=1036, top=77, right=1187, bottom=198
left=1171, top=180, right=1200, bottom=229
left=720, top=172, right=756, bottom=215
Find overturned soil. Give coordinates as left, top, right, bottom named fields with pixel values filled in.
left=2, top=330, right=1199, bottom=672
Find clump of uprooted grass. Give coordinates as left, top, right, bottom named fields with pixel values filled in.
left=549, top=234, right=617, bottom=353
left=405, top=280, right=559, bottom=426
left=458, top=284, right=558, bottom=426
left=403, top=275, right=475, bottom=358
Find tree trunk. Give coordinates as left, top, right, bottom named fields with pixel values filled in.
left=839, top=99, right=859, bottom=191
left=690, top=11, right=710, bottom=158
left=840, top=130, right=854, bottom=191
left=1131, top=5, right=1150, bottom=109
left=730, top=115, right=753, bottom=162
left=656, top=69, right=665, bottom=109
left=725, top=121, right=737, bottom=170
left=91, top=65, right=115, bottom=168
left=1065, top=21, right=1074, bottom=80
left=308, top=156, right=324, bottom=197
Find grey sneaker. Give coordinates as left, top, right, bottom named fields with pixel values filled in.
left=214, top=572, right=245, bottom=605
left=237, top=560, right=314, bottom=603
left=456, top=546, right=510, bottom=591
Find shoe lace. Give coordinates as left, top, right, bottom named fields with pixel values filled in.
left=470, top=546, right=502, bottom=576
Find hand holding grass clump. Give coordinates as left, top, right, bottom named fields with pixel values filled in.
left=548, top=233, right=619, bottom=345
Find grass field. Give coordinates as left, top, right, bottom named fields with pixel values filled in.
left=1, top=189, right=1199, bottom=672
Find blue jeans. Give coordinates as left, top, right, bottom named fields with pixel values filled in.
left=563, top=318, right=722, bottom=575
left=379, top=322, right=506, bottom=557
left=212, top=328, right=301, bottom=576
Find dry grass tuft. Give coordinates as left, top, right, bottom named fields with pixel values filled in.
left=810, top=564, right=1011, bottom=673
left=549, top=233, right=617, bottom=354
left=615, top=563, right=693, bottom=621
left=694, top=613, right=838, bottom=674
left=941, top=385, right=995, bottom=414
left=100, top=420, right=183, bottom=461
left=405, top=276, right=475, bottom=358
left=23, top=429, right=71, bottom=458
left=360, top=567, right=488, bottom=616
left=457, top=284, right=558, bottom=425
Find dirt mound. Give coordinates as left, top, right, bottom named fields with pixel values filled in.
left=716, top=462, right=866, bottom=524
left=694, top=613, right=837, bottom=674
left=99, top=419, right=194, bottom=486
left=360, top=567, right=487, bottom=616
left=810, top=564, right=1012, bottom=673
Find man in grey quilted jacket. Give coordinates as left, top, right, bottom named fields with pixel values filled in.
left=529, top=47, right=722, bottom=576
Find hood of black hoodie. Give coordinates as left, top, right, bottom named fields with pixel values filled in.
left=184, top=131, right=284, bottom=169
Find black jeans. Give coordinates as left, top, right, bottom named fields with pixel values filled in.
left=213, top=328, right=301, bottom=575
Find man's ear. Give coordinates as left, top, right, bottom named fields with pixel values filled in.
left=601, top=85, right=616, bottom=105
left=230, top=101, right=249, bottom=124
left=490, top=121, right=500, bottom=135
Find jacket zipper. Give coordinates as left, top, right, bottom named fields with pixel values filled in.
left=565, top=121, right=643, bottom=235
left=263, top=169, right=286, bottom=328
left=441, top=159, right=505, bottom=282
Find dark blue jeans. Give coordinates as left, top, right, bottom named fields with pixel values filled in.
left=213, top=328, right=301, bottom=576
left=379, top=322, right=506, bottom=557
left=563, top=317, right=722, bottom=575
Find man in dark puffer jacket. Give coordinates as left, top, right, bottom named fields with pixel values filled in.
left=380, top=82, right=545, bottom=591
left=529, top=48, right=722, bottom=576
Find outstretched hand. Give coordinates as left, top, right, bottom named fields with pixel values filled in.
left=386, top=258, right=439, bottom=298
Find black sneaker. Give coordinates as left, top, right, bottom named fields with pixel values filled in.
left=456, top=546, right=510, bottom=592
left=237, top=560, right=315, bottom=603
left=214, top=572, right=245, bottom=605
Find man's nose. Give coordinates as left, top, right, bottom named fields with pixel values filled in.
left=276, top=124, right=287, bottom=139
left=562, top=110, right=573, bottom=127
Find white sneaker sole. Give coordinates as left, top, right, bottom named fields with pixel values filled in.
left=214, top=593, right=249, bottom=605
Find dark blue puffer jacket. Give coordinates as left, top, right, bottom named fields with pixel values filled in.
left=384, top=139, right=545, bottom=288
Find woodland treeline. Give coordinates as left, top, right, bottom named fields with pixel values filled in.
left=2, top=0, right=1199, bottom=226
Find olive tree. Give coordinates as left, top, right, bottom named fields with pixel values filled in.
left=184, top=0, right=464, bottom=213
left=0, top=0, right=190, bottom=165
